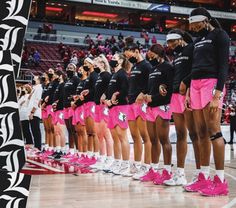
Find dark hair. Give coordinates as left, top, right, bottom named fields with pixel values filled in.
left=190, top=7, right=222, bottom=29
left=149, top=44, right=166, bottom=58
left=116, top=53, right=129, bottom=70
left=124, top=42, right=140, bottom=52
left=55, top=70, right=66, bottom=81
left=168, top=29, right=193, bottom=44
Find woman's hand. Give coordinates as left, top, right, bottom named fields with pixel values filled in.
left=135, top=92, right=145, bottom=104
left=159, top=84, right=167, bottom=96
left=81, top=89, right=89, bottom=97
left=100, top=93, right=106, bottom=104
left=144, top=94, right=152, bottom=103
left=179, top=81, right=187, bottom=95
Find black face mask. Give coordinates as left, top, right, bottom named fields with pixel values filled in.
left=94, top=67, right=101, bottom=74
left=77, top=72, right=83, bottom=78
left=149, top=58, right=159, bottom=67
left=17, top=89, right=20, bottom=94
left=66, top=70, right=74, bottom=79
left=48, top=73, right=53, bottom=80
left=32, top=80, right=36, bottom=85
left=55, top=78, right=60, bottom=82
left=173, top=45, right=183, bottom=54
left=109, top=60, right=119, bottom=68
left=21, top=91, right=26, bottom=96
left=196, top=28, right=209, bottom=37
left=40, top=76, right=46, bottom=83
left=128, top=56, right=138, bottom=64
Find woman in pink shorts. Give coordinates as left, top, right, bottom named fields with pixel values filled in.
left=103, top=53, right=130, bottom=176
left=51, top=70, right=66, bottom=159
left=123, top=42, right=152, bottom=179
left=71, top=66, right=88, bottom=156
left=43, top=68, right=59, bottom=153
left=80, top=57, right=99, bottom=158
left=92, top=55, right=113, bottom=168
left=142, top=44, right=174, bottom=185
left=63, top=63, right=80, bottom=156
left=184, top=7, right=230, bottom=196
left=162, top=29, right=201, bottom=186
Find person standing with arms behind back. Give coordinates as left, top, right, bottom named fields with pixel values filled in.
left=28, top=75, right=43, bottom=151
left=184, top=7, right=230, bottom=197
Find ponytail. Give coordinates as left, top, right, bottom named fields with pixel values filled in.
left=210, top=17, right=222, bottom=29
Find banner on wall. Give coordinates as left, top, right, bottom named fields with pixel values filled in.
left=93, top=0, right=170, bottom=12
left=170, top=6, right=236, bottom=20
left=67, top=0, right=91, bottom=3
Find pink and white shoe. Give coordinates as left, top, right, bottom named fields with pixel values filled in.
left=199, top=175, right=229, bottom=197
left=140, top=168, right=161, bottom=182
left=184, top=173, right=212, bottom=192
left=80, top=157, right=97, bottom=167
left=153, top=169, right=172, bottom=185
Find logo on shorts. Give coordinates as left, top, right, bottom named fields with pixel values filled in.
left=159, top=105, right=170, bottom=112
left=103, top=107, right=109, bottom=116
left=91, top=105, right=95, bottom=113
left=118, top=112, right=127, bottom=122
left=80, top=112, right=84, bottom=120
left=59, top=112, right=64, bottom=120
left=141, top=103, right=147, bottom=113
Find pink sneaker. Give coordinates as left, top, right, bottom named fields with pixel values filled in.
left=80, top=157, right=97, bottom=167
left=153, top=169, right=172, bottom=185
left=184, top=173, right=212, bottom=192
left=68, top=156, right=80, bottom=164
left=140, top=168, right=161, bottom=182
left=199, top=175, right=229, bottom=197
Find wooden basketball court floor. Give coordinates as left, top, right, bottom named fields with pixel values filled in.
left=26, top=143, right=236, bottom=208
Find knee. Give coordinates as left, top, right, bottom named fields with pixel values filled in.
left=189, top=131, right=198, bottom=142
left=130, top=133, right=140, bottom=143
left=176, top=130, right=187, bottom=141
left=197, top=126, right=208, bottom=140
left=159, top=137, right=170, bottom=146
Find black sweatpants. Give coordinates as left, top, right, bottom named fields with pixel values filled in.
left=21, top=120, right=33, bottom=145
left=30, top=116, right=42, bottom=150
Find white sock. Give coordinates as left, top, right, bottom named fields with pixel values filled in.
left=201, top=166, right=210, bottom=178
left=70, top=148, right=75, bottom=155
left=93, top=152, right=100, bottom=158
left=164, top=165, right=172, bottom=174
left=122, top=160, right=130, bottom=166
left=115, top=159, right=121, bottom=163
left=56, top=146, right=61, bottom=153
left=134, top=161, right=142, bottom=165
left=44, top=144, right=49, bottom=150
left=151, top=163, right=159, bottom=170
left=194, top=169, right=201, bottom=176
left=107, top=156, right=113, bottom=160
left=99, top=155, right=106, bottom=161
left=143, top=163, right=151, bottom=169
left=177, top=167, right=185, bottom=175
left=215, top=170, right=224, bottom=183
left=87, top=151, right=93, bottom=158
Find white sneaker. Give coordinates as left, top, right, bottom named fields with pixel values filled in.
left=164, top=172, right=187, bottom=186
left=100, top=157, right=114, bottom=170
left=113, top=161, right=130, bottom=175
left=90, top=156, right=106, bottom=170
left=122, top=162, right=140, bottom=177
left=103, top=160, right=120, bottom=173
left=185, top=172, right=199, bottom=187
left=132, top=165, right=150, bottom=180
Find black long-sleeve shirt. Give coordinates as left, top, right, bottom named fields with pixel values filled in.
left=172, top=44, right=193, bottom=93
left=63, top=76, right=80, bottom=108
left=191, top=28, right=230, bottom=91
left=128, top=60, right=153, bottom=104
left=53, top=82, right=65, bottom=111
left=83, top=71, right=98, bottom=103
left=75, top=79, right=86, bottom=107
left=148, top=61, right=174, bottom=107
left=94, top=71, right=112, bottom=105
left=107, top=68, right=129, bottom=107
left=46, top=80, right=59, bottom=105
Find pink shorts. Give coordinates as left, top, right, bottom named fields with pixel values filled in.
left=94, top=104, right=109, bottom=123
left=41, top=109, right=48, bottom=119
left=146, top=105, right=172, bottom=122
left=190, top=79, right=225, bottom=110
left=52, top=110, right=65, bottom=125
left=170, top=93, right=186, bottom=114
left=63, top=107, right=74, bottom=120
left=127, top=103, right=147, bottom=121
left=46, top=105, right=54, bottom=117
left=72, top=105, right=85, bottom=126
left=107, top=105, right=129, bottom=129
left=83, top=102, right=96, bottom=119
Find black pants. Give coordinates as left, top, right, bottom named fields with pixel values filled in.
left=230, top=117, right=236, bottom=143
left=21, top=120, right=33, bottom=145
left=30, top=116, right=42, bottom=150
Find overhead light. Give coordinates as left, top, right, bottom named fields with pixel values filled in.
left=140, top=17, right=152, bottom=21
left=82, top=11, right=118, bottom=18
left=166, top=20, right=178, bottom=24
left=46, top=7, right=63, bottom=12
